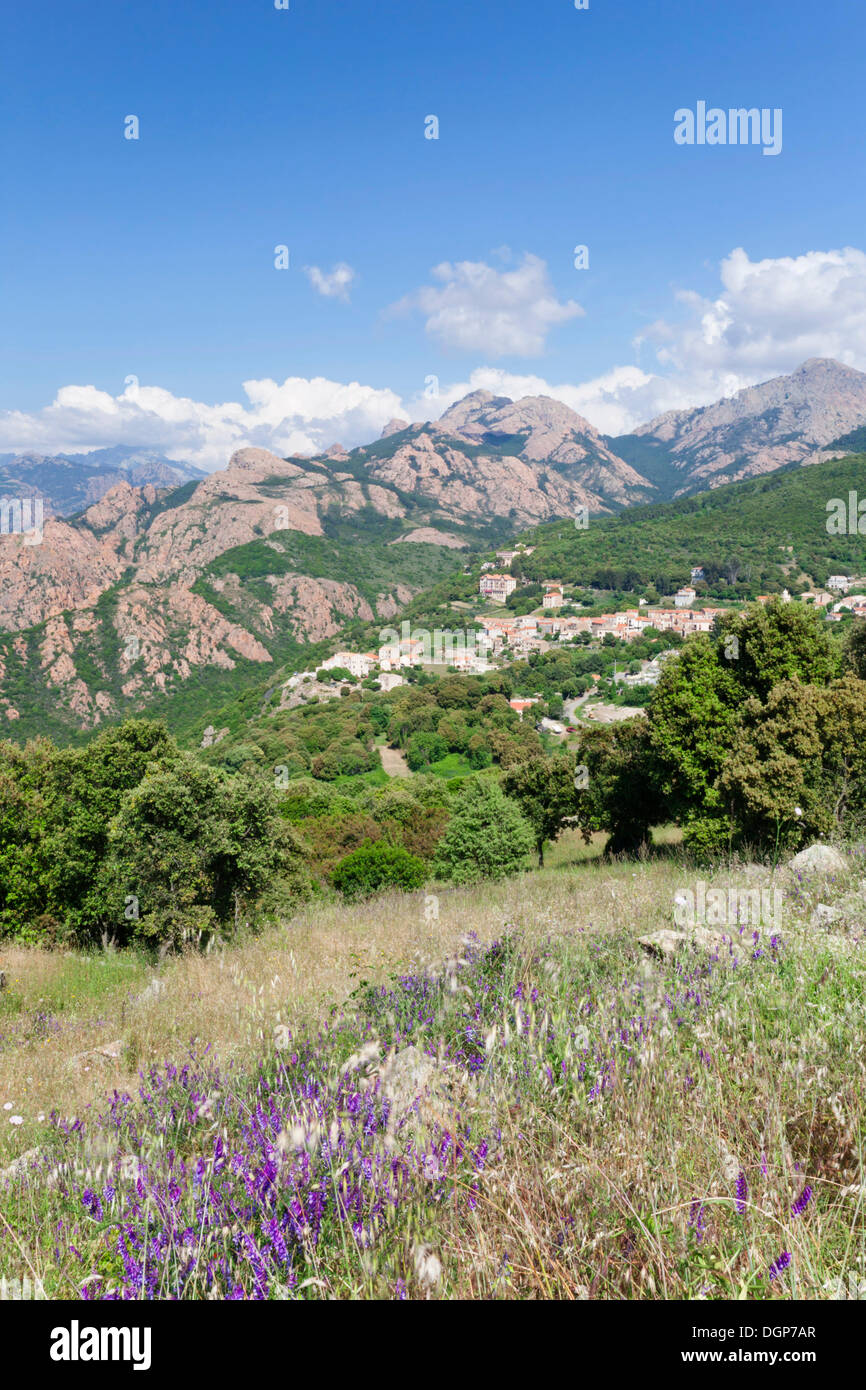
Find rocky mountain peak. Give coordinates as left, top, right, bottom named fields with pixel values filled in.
left=380, top=418, right=410, bottom=438
left=433, top=390, right=512, bottom=437
left=628, top=357, right=866, bottom=493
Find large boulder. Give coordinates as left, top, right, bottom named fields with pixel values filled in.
left=788, top=844, right=847, bottom=877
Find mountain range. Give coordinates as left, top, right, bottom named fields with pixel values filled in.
left=0, top=447, right=205, bottom=517
left=1, top=356, right=866, bottom=741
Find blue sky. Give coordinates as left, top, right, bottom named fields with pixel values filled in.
left=3, top=0, right=865, bottom=466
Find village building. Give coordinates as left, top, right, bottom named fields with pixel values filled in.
left=320, top=651, right=376, bottom=679
left=448, top=649, right=495, bottom=673
left=831, top=592, right=866, bottom=617
left=509, top=697, right=538, bottom=718
left=479, top=572, right=517, bottom=603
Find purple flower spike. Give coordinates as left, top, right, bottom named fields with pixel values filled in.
left=768, top=1251, right=791, bottom=1281
left=791, top=1184, right=813, bottom=1217
left=735, top=1171, right=748, bottom=1214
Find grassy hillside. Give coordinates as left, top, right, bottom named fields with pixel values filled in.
left=1, top=847, right=862, bottom=1299
left=481, top=452, right=866, bottom=599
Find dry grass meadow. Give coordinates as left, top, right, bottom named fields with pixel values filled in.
left=1, top=830, right=864, bottom=1300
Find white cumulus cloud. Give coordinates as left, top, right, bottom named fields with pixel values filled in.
left=0, top=375, right=405, bottom=471
left=303, top=263, right=357, bottom=302
left=638, top=246, right=866, bottom=390
left=390, top=253, right=584, bottom=356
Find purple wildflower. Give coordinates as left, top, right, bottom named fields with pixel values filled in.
left=81, top=1188, right=103, bottom=1221
left=768, top=1250, right=792, bottom=1281
left=791, top=1185, right=813, bottom=1217
left=735, top=1171, right=748, bottom=1215
left=687, top=1200, right=707, bottom=1244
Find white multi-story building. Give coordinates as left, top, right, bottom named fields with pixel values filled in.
left=674, top=586, right=697, bottom=608
left=479, top=573, right=518, bottom=603
left=828, top=575, right=851, bottom=592
left=320, top=651, right=376, bottom=679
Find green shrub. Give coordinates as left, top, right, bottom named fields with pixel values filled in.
left=432, top=778, right=534, bottom=884
left=331, top=841, right=427, bottom=900
left=406, top=731, right=448, bottom=770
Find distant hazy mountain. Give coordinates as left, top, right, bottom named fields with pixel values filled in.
left=609, top=358, right=866, bottom=496
left=0, top=446, right=205, bottom=517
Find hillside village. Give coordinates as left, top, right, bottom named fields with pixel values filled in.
left=270, top=533, right=866, bottom=738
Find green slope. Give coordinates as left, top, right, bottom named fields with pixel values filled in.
left=489, top=452, right=866, bottom=597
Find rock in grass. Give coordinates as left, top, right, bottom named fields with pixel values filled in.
left=789, top=844, right=847, bottom=876
left=638, top=927, right=728, bottom=961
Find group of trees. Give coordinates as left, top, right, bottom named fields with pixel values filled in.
left=385, top=674, right=543, bottom=772
left=574, top=602, right=866, bottom=854
left=0, top=721, right=298, bottom=947
left=205, top=695, right=384, bottom=784
left=279, top=775, right=451, bottom=884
